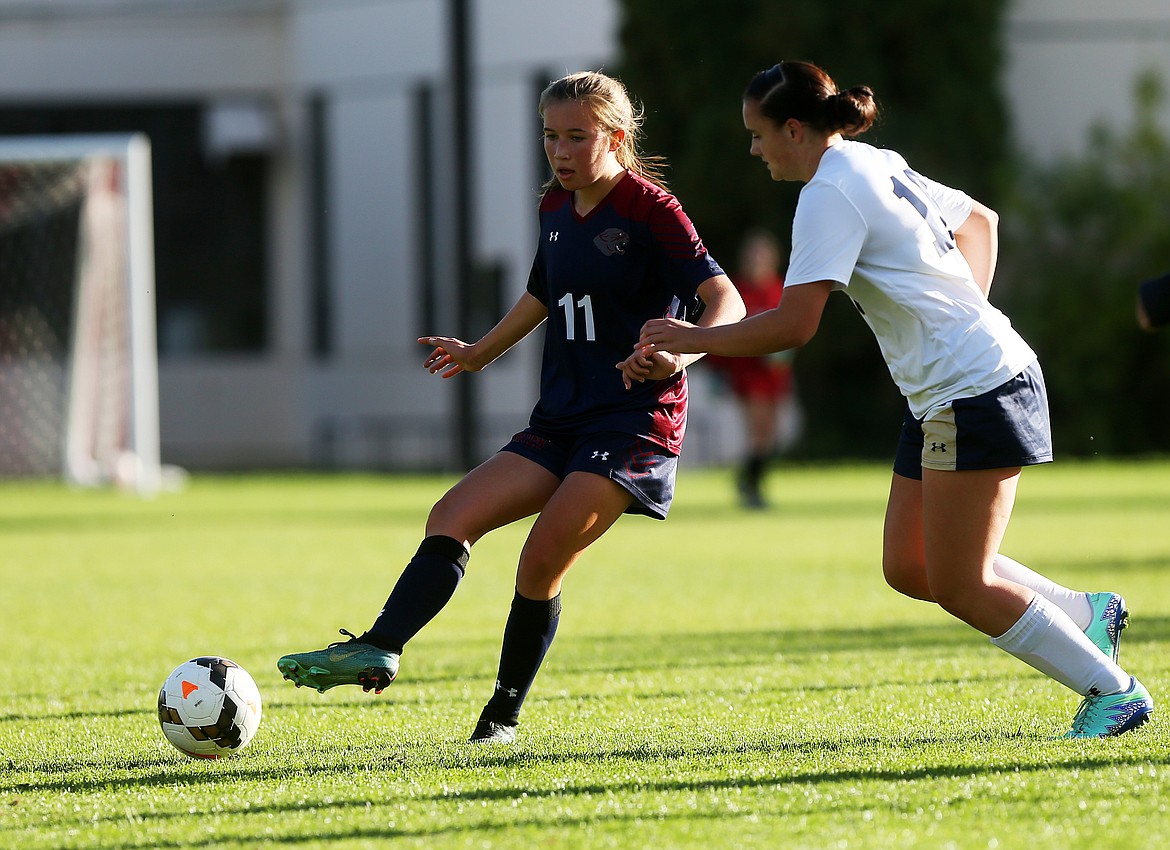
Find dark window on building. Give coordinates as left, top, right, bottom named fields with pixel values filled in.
left=413, top=82, right=437, bottom=340
left=0, top=103, right=269, bottom=355
left=306, top=93, right=331, bottom=358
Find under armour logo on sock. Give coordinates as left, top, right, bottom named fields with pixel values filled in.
left=495, top=680, right=519, bottom=698
left=591, top=451, right=609, bottom=460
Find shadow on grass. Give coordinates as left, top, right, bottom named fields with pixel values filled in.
left=0, top=745, right=405, bottom=795
left=0, top=706, right=149, bottom=724
left=9, top=731, right=1167, bottom=844
left=8, top=616, right=1168, bottom=721
left=430, top=733, right=1170, bottom=803
left=1049, top=554, right=1170, bottom=575
left=559, top=616, right=1170, bottom=676
left=0, top=506, right=427, bottom=535
left=344, top=614, right=1170, bottom=691
left=667, top=496, right=888, bottom=522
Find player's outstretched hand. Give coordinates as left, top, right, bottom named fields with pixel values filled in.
left=637, top=317, right=702, bottom=355
left=419, top=336, right=480, bottom=378
left=616, top=349, right=683, bottom=389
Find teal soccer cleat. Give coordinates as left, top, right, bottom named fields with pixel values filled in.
left=1083, top=592, right=1128, bottom=662
left=1065, top=677, right=1154, bottom=738
left=277, top=629, right=399, bottom=694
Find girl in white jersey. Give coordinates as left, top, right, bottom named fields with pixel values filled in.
left=639, top=60, right=1153, bottom=738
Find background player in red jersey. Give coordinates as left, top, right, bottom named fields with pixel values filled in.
left=704, top=229, right=798, bottom=507
left=278, top=71, right=744, bottom=744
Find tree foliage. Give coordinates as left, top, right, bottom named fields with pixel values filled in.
left=996, top=71, right=1170, bottom=456
left=616, top=0, right=1009, bottom=457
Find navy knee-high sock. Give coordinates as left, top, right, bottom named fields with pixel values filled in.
left=481, top=592, right=562, bottom=727
left=363, top=535, right=469, bottom=654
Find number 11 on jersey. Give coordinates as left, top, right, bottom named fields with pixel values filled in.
left=558, top=292, right=596, bottom=341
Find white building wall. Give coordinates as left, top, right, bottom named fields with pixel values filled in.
left=1005, top=0, right=1170, bottom=160
left=0, top=11, right=287, bottom=97
left=289, top=0, right=620, bottom=469
left=0, top=0, right=618, bottom=469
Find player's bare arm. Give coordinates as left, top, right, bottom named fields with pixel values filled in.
left=616, top=273, right=745, bottom=388
left=679, top=273, right=747, bottom=366
left=420, top=292, right=548, bottom=378
left=954, top=200, right=999, bottom=297
left=616, top=348, right=684, bottom=389
left=638, top=279, right=832, bottom=358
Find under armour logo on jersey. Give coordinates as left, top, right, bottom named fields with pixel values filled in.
left=592, top=451, right=609, bottom=460
left=548, top=231, right=559, bottom=241
left=593, top=227, right=630, bottom=256
left=495, top=680, right=519, bottom=698
left=929, top=442, right=948, bottom=453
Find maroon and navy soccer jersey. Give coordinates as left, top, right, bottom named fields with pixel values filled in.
left=525, top=172, right=724, bottom=455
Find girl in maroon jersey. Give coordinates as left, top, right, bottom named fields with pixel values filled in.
left=278, top=71, right=744, bottom=744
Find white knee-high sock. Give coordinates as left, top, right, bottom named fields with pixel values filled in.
left=990, top=595, right=1130, bottom=696
left=993, top=554, right=1093, bottom=630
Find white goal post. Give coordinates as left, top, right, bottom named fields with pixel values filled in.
left=0, top=133, right=162, bottom=495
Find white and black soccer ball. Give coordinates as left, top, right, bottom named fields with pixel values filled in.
left=157, top=657, right=262, bottom=758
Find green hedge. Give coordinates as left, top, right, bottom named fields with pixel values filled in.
left=616, top=0, right=1009, bottom=457
left=996, top=71, right=1170, bottom=457
left=617, top=1, right=1170, bottom=458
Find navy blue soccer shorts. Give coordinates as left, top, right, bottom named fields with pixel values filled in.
left=500, top=427, right=678, bottom=519
left=893, top=360, right=1054, bottom=480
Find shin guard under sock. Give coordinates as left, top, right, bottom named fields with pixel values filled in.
left=364, top=535, right=469, bottom=654
left=991, top=595, right=1130, bottom=696
left=481, top=592, right=562, bottom=726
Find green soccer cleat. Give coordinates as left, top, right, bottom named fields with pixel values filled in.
left=1083, top=592, right=1129, bottom=662
left=468, top=719, right=517, bottom=745
left=277, top=629, right=399, bottom=694
left=1064, top=677, right=1154, bottom=739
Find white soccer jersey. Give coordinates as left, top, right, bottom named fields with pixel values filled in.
left=784, top=140, right=1036, bottom=419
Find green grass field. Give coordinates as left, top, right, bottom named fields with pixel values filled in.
left=2, top=460, right=1168, bottom=849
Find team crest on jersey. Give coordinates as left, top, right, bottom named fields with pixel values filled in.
left=593, top=228, right=630, bottom=256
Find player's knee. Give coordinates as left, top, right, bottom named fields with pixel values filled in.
left=424, top=492, right=477, bottom=542
left=424, top=496, right=455, bottom=533
left=515, top=552, right=567, bottom=598
left=926, top=578, right=983, bottom=622
left=882, top=555, right=932, bottom=601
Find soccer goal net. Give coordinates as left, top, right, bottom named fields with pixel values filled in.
left=0, top=134, right=162, bottom=495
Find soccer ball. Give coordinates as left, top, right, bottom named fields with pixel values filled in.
left=157, top=657, right=262, bottom=758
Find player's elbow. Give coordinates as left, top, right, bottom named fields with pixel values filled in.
left=779, top=311, right=821, bottom=349
left=708, top=299, right=746, bottom=328
left=710, top=291, right=747, bottom=325
left=965, top=200, right=999, bottom=235
left=786, top=325, right=818, bottom=350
